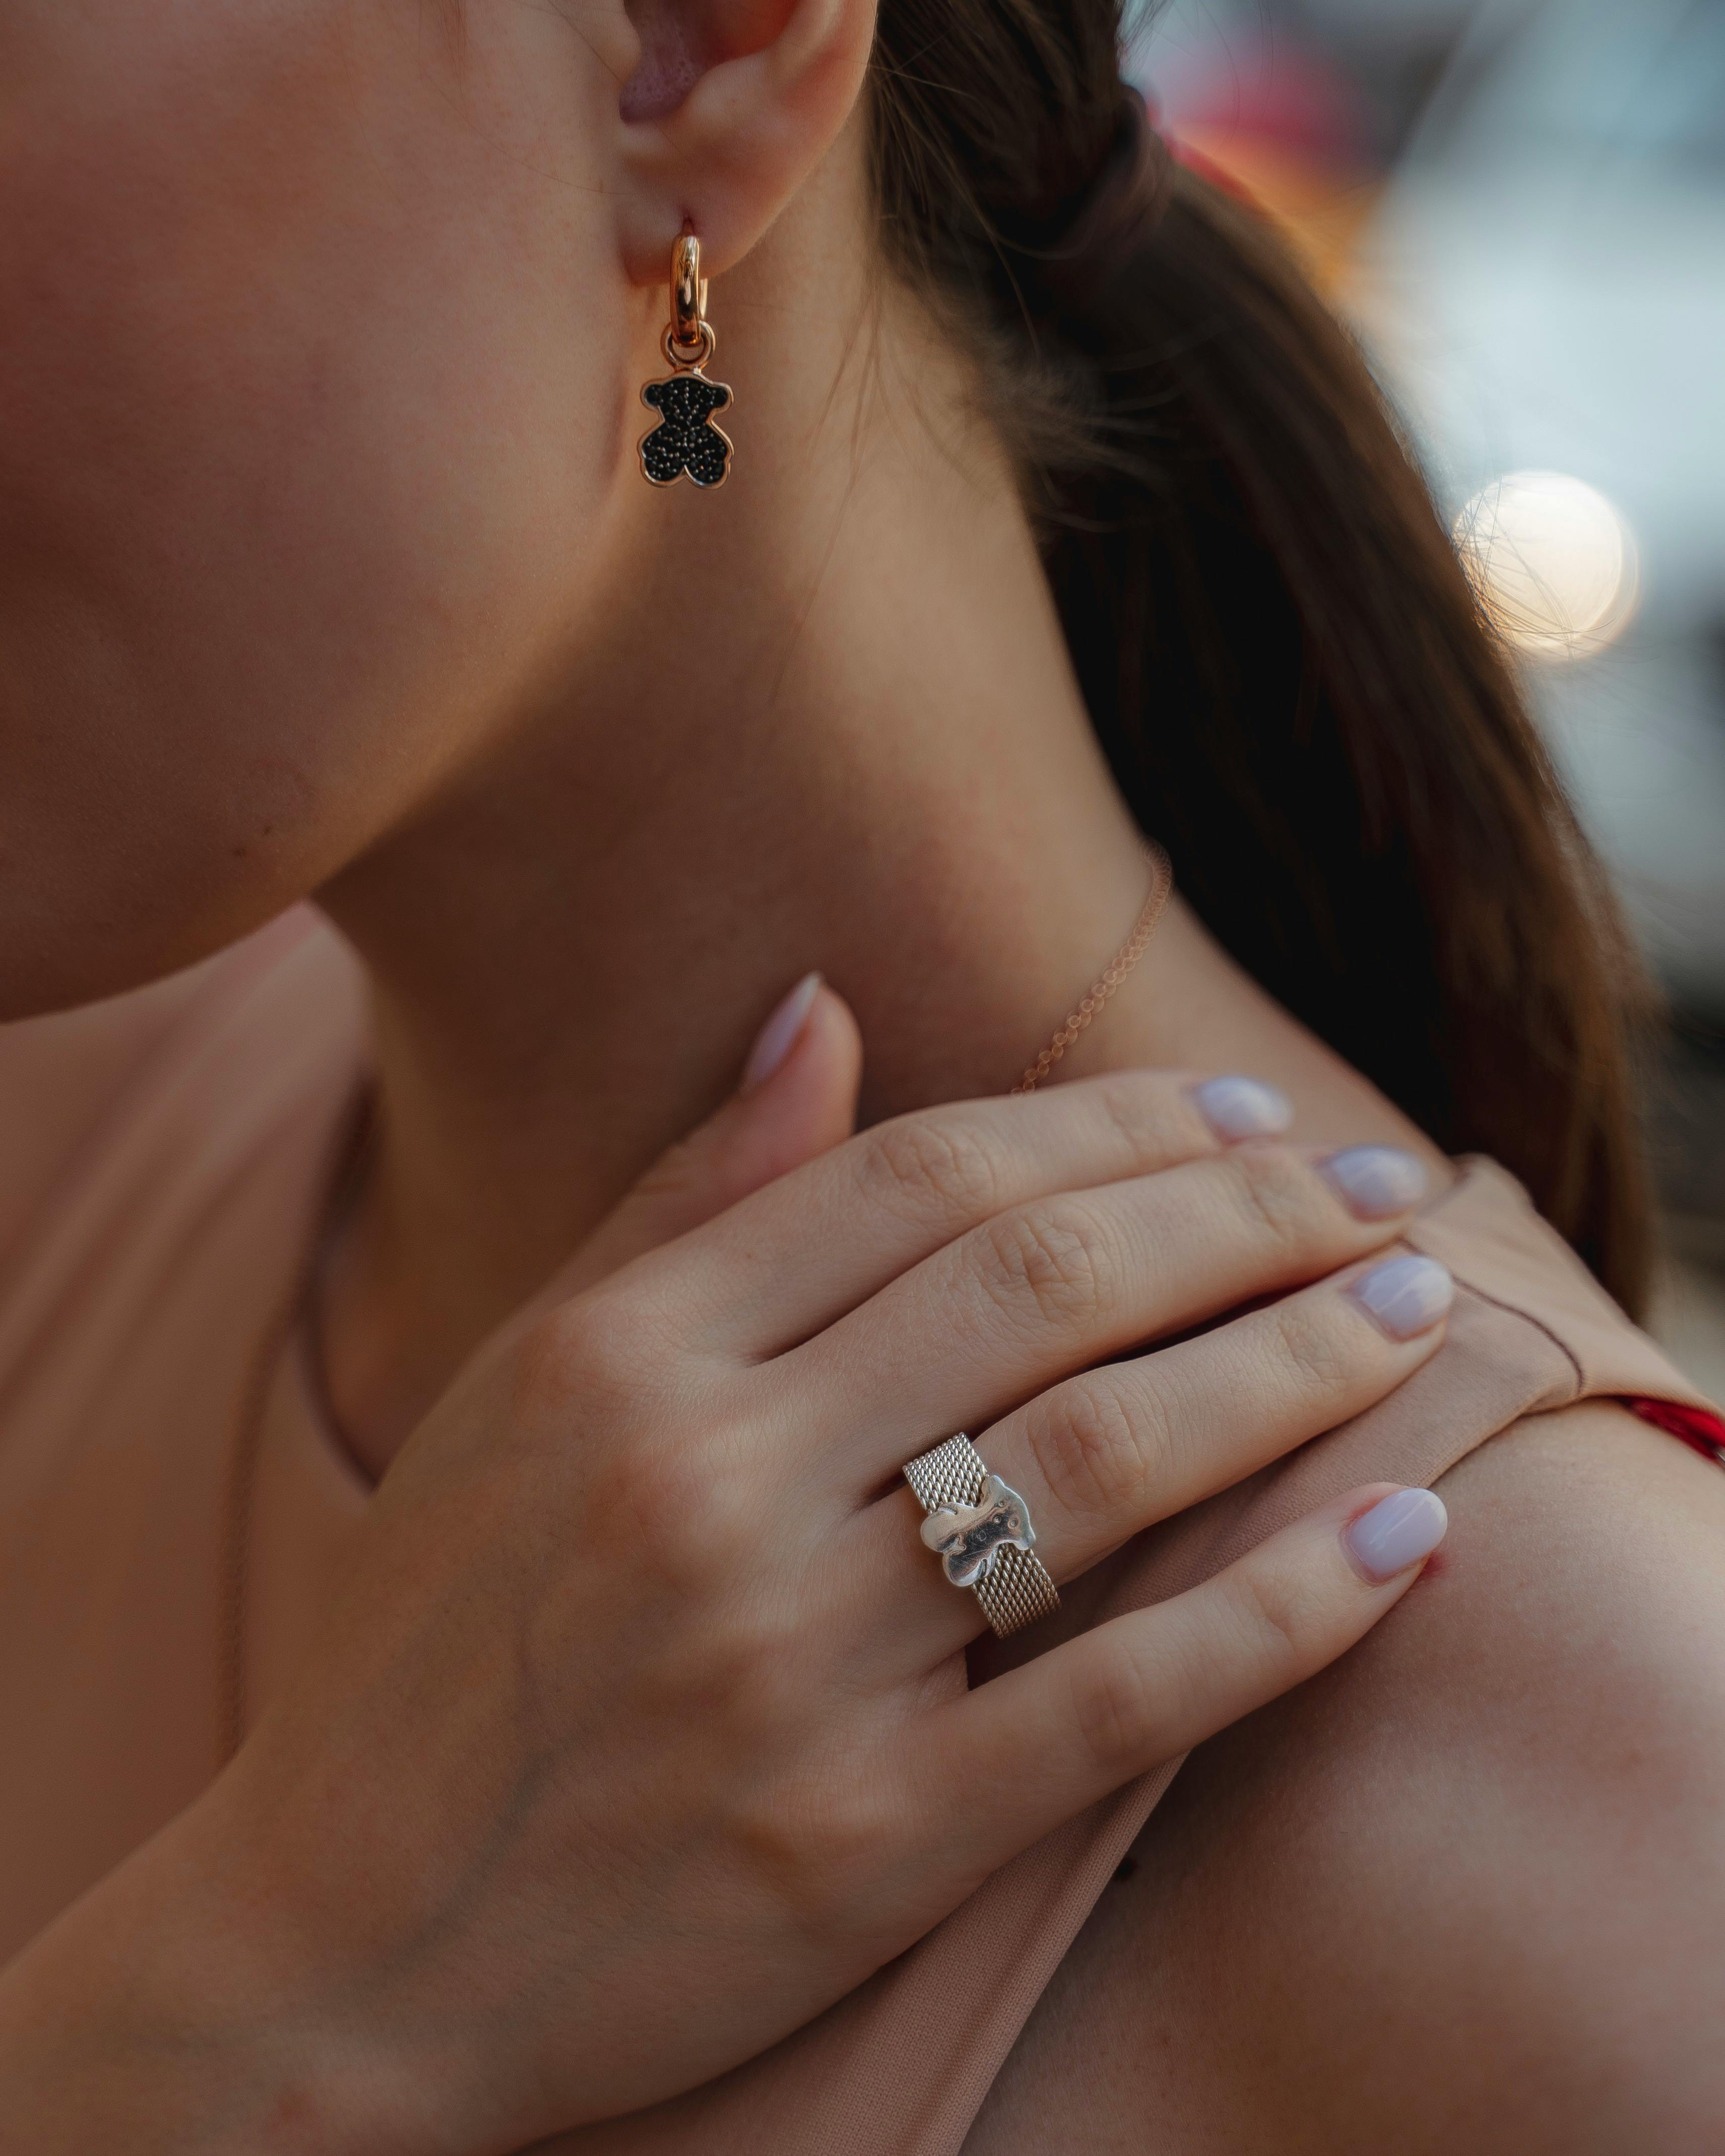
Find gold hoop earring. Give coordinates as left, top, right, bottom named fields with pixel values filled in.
left=638, top=231, right=734, bottom=490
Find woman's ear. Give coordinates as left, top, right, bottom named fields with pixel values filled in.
left=613, top=0, right=877, bottom=279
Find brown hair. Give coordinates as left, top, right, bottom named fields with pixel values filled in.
left=871, top=0, right=1655, bottom=1313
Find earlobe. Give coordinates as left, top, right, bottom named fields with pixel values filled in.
left=615, top=0, right=877, bottom=280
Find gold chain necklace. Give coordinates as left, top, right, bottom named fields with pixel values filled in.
left=1012, top=841, right=1173, bottom=1094
left=218, top=840, right=1174, bottom=1762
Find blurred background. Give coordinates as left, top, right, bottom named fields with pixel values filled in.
left=1126, top=0, right=1725, bottom=1393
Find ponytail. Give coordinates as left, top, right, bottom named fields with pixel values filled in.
left=872, top=0, right=1654, bottom=1313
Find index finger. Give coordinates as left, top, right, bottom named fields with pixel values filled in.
left=632, top=1070, right=1290, bottom=1360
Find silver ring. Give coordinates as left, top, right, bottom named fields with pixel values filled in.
left=903, top=1434, right=1060, bottom=1639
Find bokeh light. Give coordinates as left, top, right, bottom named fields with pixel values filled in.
left=1452, top=470, right=1639, bottom=663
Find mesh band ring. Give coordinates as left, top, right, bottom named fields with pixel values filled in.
left=903, top=1433, right=1060, bottom=1639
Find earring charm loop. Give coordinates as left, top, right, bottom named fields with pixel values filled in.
left=663, top=318, right=717, bottom=372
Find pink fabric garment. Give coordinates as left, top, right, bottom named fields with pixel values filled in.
left=0, top=907, right=1714, bottom=2146
left=0, top=911, right=366, bottom=1956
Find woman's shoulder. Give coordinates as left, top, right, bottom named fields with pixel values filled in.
left=0, top=907, right=364, bottom=1289
left=971, top=1401, right=1725, bottom=2152
left=964, top=1162, right=1725, bottom=2152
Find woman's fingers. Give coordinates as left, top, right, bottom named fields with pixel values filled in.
left=799, top=1141, right=1435, bottom=1488
left=917, top=1483, right=1446, bottom=1879
left=851, top=1251, right=1454, bottom=1662
left=635, top=1068, right=1291, bottom=1358
left=979, top=1252, right=1452, bottom=1581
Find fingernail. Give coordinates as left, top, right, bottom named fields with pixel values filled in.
left=1344, top=1487, right=1448, bottom=1582
left=1349, top=1253, right=1453, bottom=1339
left=1190, top=1075, right=1293, bottom=1142
left=1319, top=1145, right=1428, bottom=1220
left=741, top=972, right=821, bottom=1093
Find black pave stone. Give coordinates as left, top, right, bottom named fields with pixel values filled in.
left=640, top=372, right=733, bottom=488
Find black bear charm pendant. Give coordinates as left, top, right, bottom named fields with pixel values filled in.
left=639, top=369, right=733, bottom=489
left=639, top=232, right=733, bottom=490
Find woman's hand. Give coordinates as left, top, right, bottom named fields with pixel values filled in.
left=0, top=993, right=1453, bottom=2154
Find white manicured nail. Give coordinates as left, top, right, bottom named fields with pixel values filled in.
left=1190, top=1075, right=1294, bottom=1142
left=1345, top=1487, right=1448, bottom=1582
left=1349, top=1253, right=1453, bottom=1339
left=742, top=973, right=821, bottom=1093
left=1320, top=1145, right=1428, bottom=1220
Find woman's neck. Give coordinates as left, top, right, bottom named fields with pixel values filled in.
left=314, top=150, right=1442, bottom=1472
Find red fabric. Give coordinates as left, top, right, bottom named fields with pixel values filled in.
left=1624, top=1395, right=1725, bottom=1466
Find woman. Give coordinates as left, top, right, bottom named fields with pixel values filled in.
left=0, top=0, right=1720, bottom=2147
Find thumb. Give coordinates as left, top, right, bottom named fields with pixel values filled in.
left=559, top=973, right=862, bottom=1294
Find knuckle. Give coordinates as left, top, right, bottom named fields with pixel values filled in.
left=516, top=1284, right=664, bottom=1418
left=974, top=1199, right=1114, bottom=1339
left=1025, top=1378, right=1162, bottom=1523
left=695, top=1595, right=807, bottom=1711
left=565, top=1351, right=759, bottom=1580
left=1089, top=1069, right=1211, bottom=1165
left=1223, top=1144, right=1322, bottom=1254
left=596, top=1439, right=757, bottom=1595
left=1264, top=1296, right=1359, bottom=1402
left=733, top=1769, right=897, bottom=1929
left=584, top=1429, right=697, bottom=1548
left=1071, top=1638, right=1161, bottom=1775
left=512, top=1300, right=609, bottom=1415
left=1221, top=1561, right=1328, bottom=1678
left=858, top=1112, right=1006, bottom=1226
